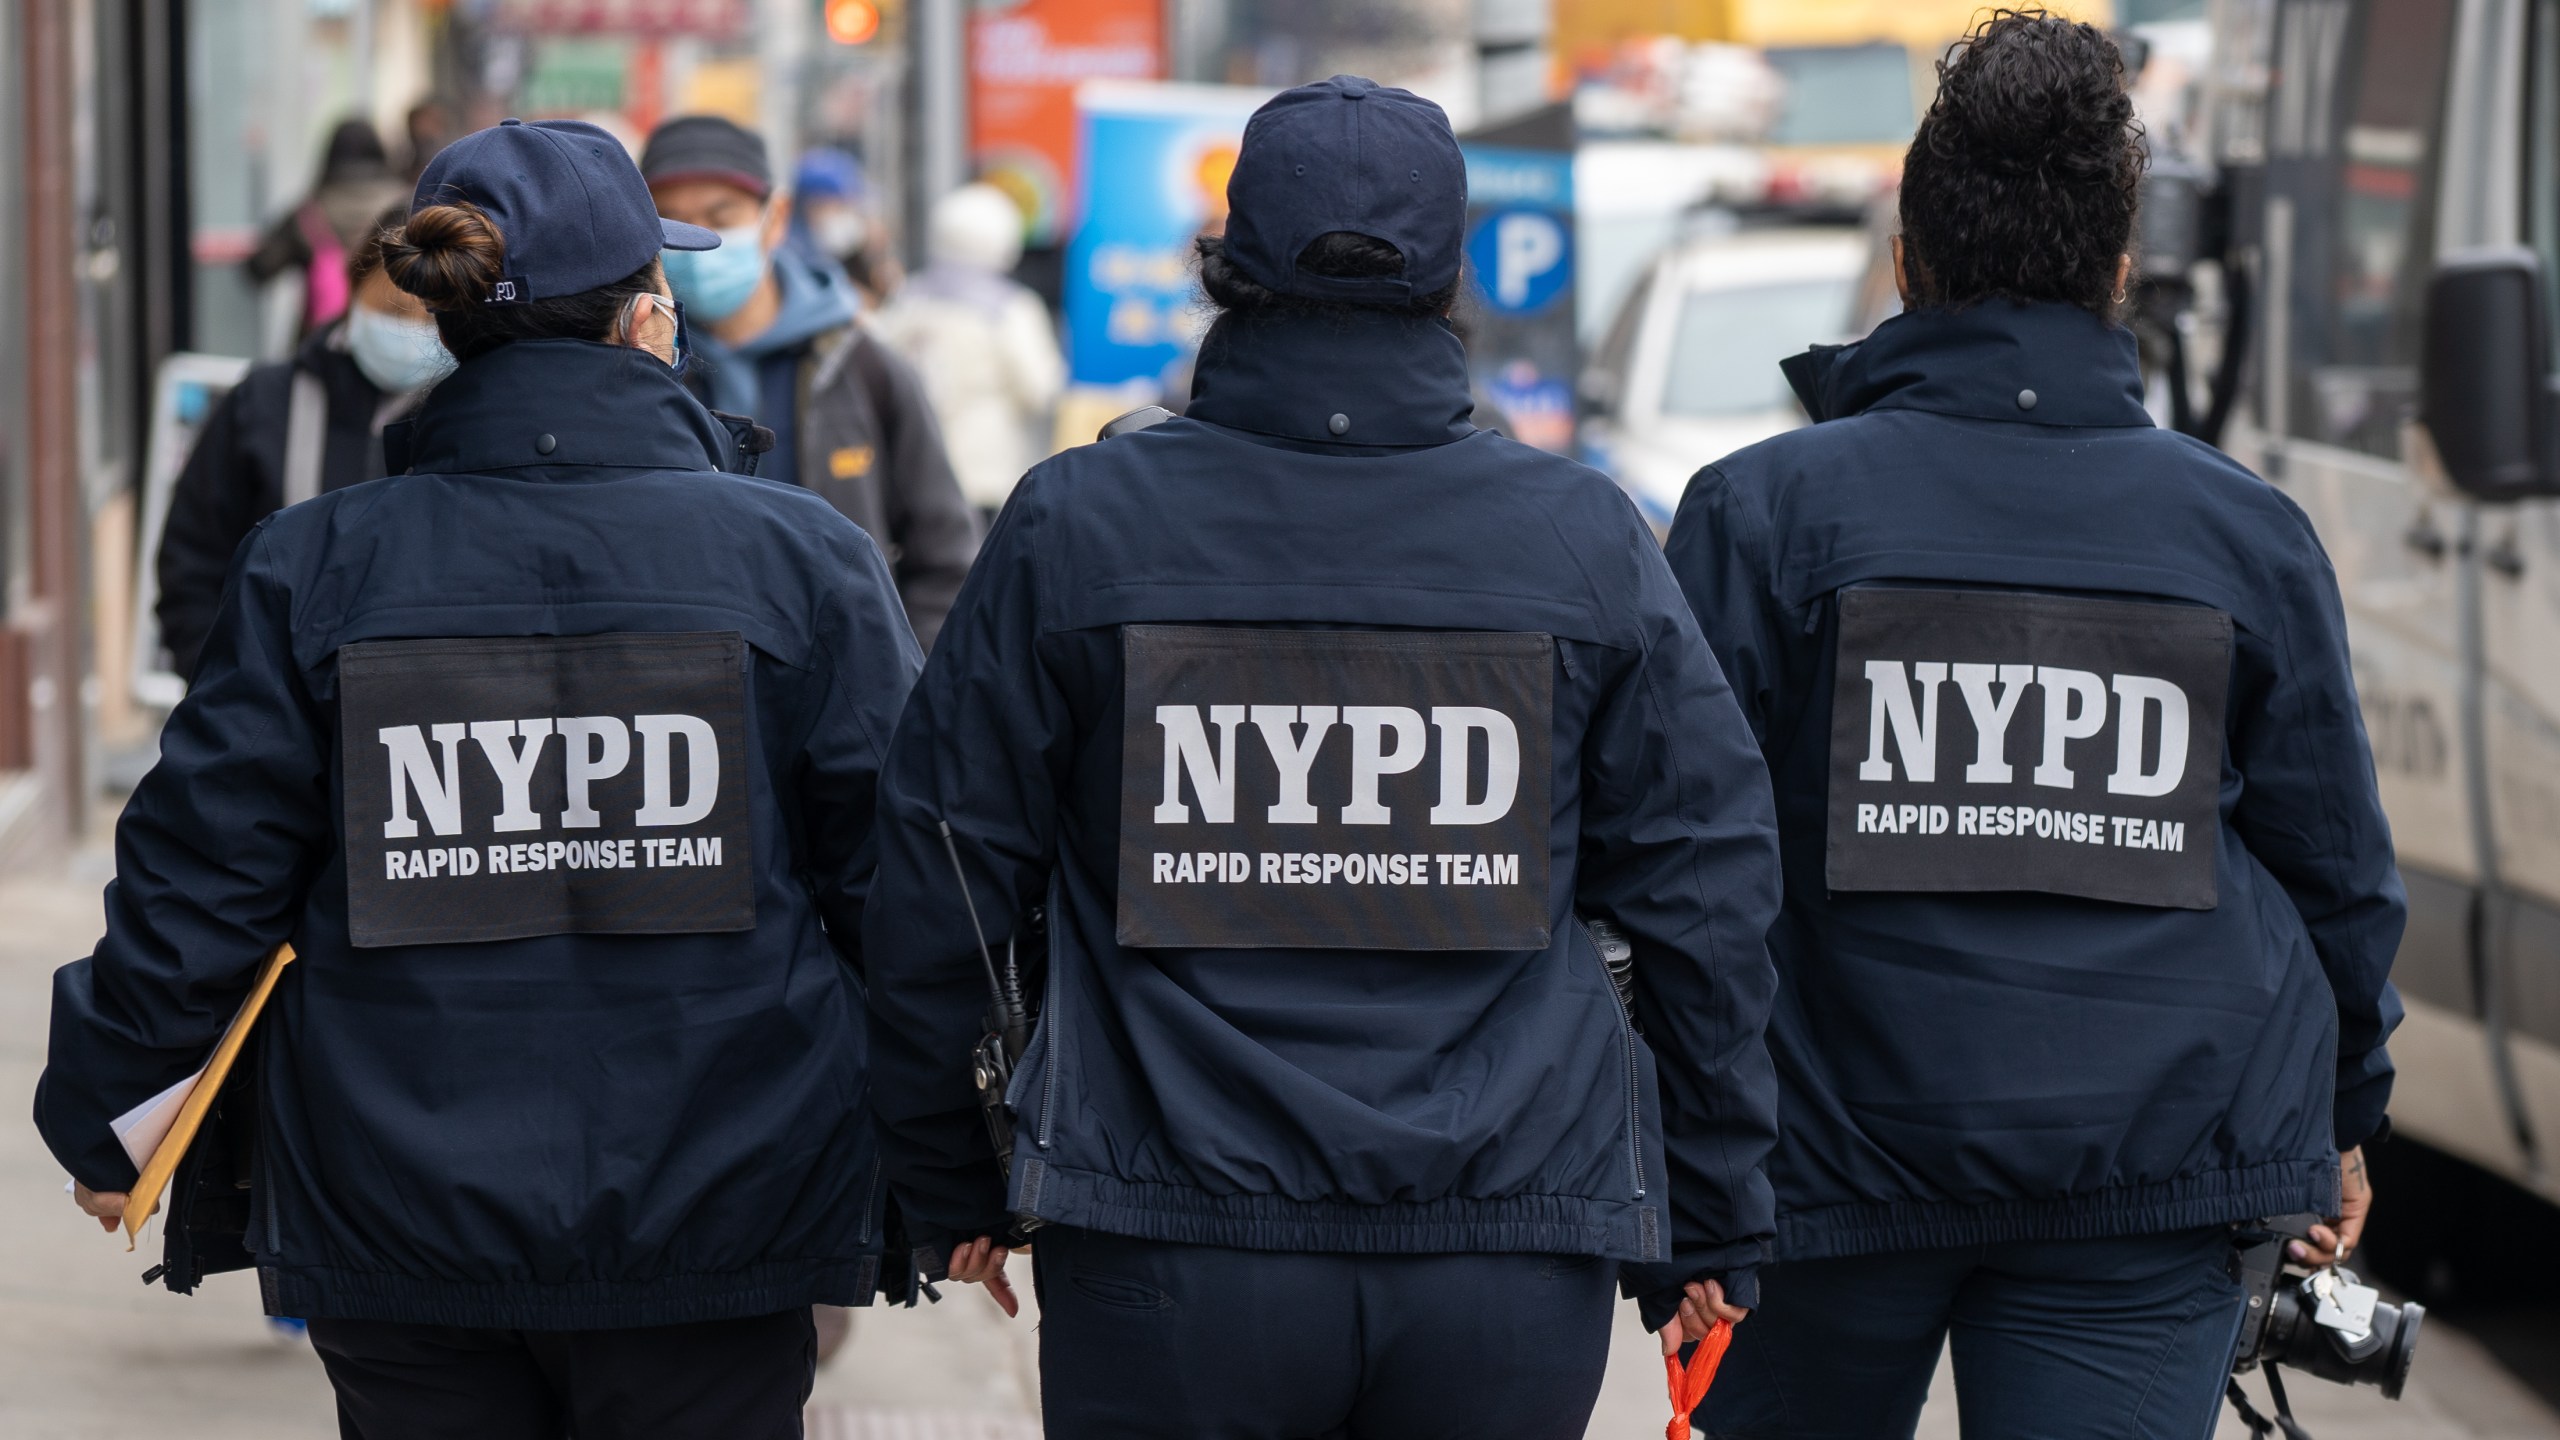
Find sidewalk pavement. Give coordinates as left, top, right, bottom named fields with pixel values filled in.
left=4, top=854, right=2553, bottom=1439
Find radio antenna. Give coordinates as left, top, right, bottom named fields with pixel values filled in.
left=938, top=820, right=1007, bottom=1006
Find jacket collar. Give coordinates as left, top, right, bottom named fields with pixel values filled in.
left=1187, top=308, right=1475, bottom=449
left=405, top=338, right=731, bottom=477
left=1782, top=301, right=2151, bottom=429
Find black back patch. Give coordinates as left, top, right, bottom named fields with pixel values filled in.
left=1118, top=626, right=1553, bottom=950
left=339, top=633, right=754, bottom=947
left=1826, top=588, right=2231, bottom=910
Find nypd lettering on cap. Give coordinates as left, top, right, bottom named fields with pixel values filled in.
left=1118, top=626, right=1552, bottom=950
left=1826, top=588, right=2231, bottom=910
left=339, top=633, right=754, bottom=946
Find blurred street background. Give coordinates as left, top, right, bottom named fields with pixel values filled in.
left=4, top=0, right=2560, bottom=1433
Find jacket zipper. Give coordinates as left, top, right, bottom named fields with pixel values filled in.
left=1577, top=917, right=1646, bottom=1201
left=259, top=1095, right=282, bottom=1254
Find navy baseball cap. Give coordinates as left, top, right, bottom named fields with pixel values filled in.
left=1222, top=75, right=1467, bottom=304
left=412, top=118, right=719, bottom=305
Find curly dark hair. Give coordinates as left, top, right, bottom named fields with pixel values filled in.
left=1195, top=231, right=1459, bottom=320
left=1899, top=9, right=2146, bottom=318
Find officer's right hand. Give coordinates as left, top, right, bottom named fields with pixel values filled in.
left=1658, top=1277, right=1751, bottom=1354
left=946, top=1235, right=1019, bottom=1318
left=2291, top=1146, right=2373, bottom=1268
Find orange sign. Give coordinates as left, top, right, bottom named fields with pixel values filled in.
left=970, top=0, right=1163, bottom=244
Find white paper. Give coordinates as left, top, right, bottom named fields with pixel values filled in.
left=109, top=1068, right=205, bottom=1172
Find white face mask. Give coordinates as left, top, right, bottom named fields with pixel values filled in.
left=811, top=207, right=868, bottom=259
left=346, top=304, right=457, bottom=393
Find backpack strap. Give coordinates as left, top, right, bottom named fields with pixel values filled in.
left=282, top=366, right=328, bottom=506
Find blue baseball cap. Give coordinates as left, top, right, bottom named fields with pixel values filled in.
left=794, top=146, right=870, bottom=203
left=412, top=118, right=719, bottom=305
left=1221, top=75, right=1467, bottom=304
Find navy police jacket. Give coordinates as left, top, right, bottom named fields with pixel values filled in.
left=864, top=308, right=1782, bottom=1314
left=1664, top=301, right=2405, bottom=1262
left=36, top=339, right=919, bottom=1328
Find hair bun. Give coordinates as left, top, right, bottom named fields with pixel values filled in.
left=1927, top=10, right=2131, bottom=179
left=382, top=202, right=508, bottom=311
left=1897, top=9, right=2145, bottom=315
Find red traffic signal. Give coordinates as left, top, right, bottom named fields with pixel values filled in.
left=824, top=0, right=880, bottom=45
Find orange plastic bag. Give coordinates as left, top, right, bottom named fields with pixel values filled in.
left=1663, top=1318, right=1734, bottom=1440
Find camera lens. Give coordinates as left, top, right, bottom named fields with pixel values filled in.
left=2262, top=1271, right=2424, bottom=1396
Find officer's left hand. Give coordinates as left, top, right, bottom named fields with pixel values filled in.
left=946, top=1235, right=1019, bottom=1318
left=1658, top=1277, right=1751, bottom=1355
left=71, top=1184, right=126, bottom=1234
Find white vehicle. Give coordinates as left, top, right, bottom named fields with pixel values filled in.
left=1579, top=225, right=1867, bottom=526
left=2191, top=0, right=2560, bottom=1217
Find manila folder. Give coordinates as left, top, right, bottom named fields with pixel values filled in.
left=119, top=944, right=296, bottom=1250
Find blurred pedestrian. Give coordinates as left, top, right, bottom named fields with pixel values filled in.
left=41, top=117, right=914, bottom=1440
left=870, top=184, right=1065, bottom=516
left=1663, top=15, right=2403, bottom=1436
left=642, top=115, right=977, bottom=649
left=246, top=118, right=411, bottom=339
left=157, top=204, right=445, bottom=684
left=790, top=145, right=899, bottom=304
left=404, top=95, right=460, bottom=182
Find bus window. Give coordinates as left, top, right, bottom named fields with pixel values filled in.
left=2531, top=0, right=2560, bottom=353
left=2282, top=0, right=2461, bottom=458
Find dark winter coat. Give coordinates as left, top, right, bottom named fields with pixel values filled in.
left=863, top=307, right=1783, bottom=1320
left=1664, top=301, right=2405, bottom=1262
left=38, top=338, right=918, bottom=1329
left=155, top=325, right=407, bottom=682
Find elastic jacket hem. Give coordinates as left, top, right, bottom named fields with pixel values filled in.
left=1774, top=1159, right=2338, bottom=1262
left=1017, top=1160, right=1664, bottom=1261
left=259, top=1257, right=881, bottom=1331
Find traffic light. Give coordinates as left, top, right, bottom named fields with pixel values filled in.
left=824, top=0, right=880, bottom=45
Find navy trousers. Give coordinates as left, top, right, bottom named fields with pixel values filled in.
left=1698, top=1228, right=2247, bottom=1440
left=1032, top=1225, right=1617, bottom=1440
left=306, top=1309, right=816, bottom=1440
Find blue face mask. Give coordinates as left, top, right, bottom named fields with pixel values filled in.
left=345, top=304, right=456, bottom=393
left=660, top=222, right=766, bottom=322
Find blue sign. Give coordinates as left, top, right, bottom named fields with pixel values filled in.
left=1064, top=83, right=1269, bottom=387
left=1466, top=207, right=1573, bottom=316
left=1458, top=134, right=1580, bottom=452
left=1465, top=144, right=1572, bottom=209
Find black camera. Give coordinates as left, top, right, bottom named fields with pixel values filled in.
left=2230, top=1214, right=2422, bottom=1399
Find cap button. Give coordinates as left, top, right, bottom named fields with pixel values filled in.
left=500, top=117, right=523, bottom=126
left=535, top=433, right=558, bottom=455
left=2016, top=388, right=2038, bottom=411
left=1328, top=413, right=1350, bottom=436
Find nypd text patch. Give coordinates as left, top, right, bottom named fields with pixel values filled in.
left=1826, top=587, right=2231, bottom=909
left=1118, top=626, right=1553, bottom=950
left=339, top=632, right=754, bottom=946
